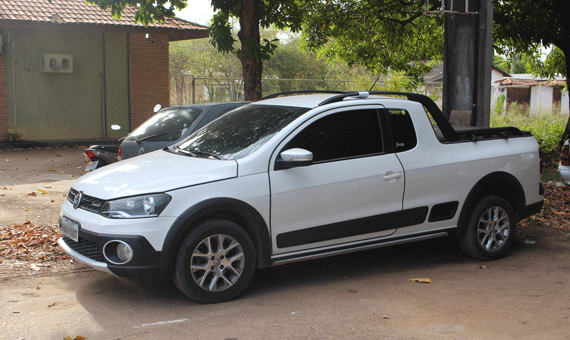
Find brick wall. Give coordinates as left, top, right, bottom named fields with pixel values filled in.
left=0, top=53, right=7, bottom=140
left=129, top=33, right=170, bottom=130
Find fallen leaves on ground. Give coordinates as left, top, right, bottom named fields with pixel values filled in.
left=520, top=183, right=570, bottom=231
left=407, top=278, right=432, bottom=284
left=0, top=221, right=67, bottom=263
left=27, top=189, right=48, bottom=196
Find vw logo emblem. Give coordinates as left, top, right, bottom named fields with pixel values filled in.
left=138, top=147, right=145, bottom=155
left=73, top=191, right=83, bottom=209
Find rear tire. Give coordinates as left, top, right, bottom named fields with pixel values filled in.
left=458, top=196, right=516, bottom=261
left=174, top=219, right=256, bottom=303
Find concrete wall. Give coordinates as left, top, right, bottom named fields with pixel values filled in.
left=530, top=86, right=553, bottom=114
left=105, top=32, right=130, bottom=140
left=0, top=27, right=129, bottom=141
left=560, top=91, right=570, bottom=115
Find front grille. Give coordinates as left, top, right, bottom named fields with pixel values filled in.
left=68, top=188, right=105, bottom=213
left=81, top=195, right=105, bottom=213
left=62, top=237, right=104, bottom=262
left=67, top=189, right=77, bottom=203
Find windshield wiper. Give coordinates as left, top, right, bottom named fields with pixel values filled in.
left=176, top=147, right=224, bottom=160
left=175, top=147, right=198, bottom=157
left=136, top=132, right=168, bottom=144
left=191, top=149, right=225, bottom=160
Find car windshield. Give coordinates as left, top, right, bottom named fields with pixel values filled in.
left=127, top=108, right=203, bottom=142
left=177, top=104, right=309, bottom=160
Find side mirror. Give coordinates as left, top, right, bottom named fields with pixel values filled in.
left=111, top=125, right=122, bottom=131
left=154, top=104, right=162, bottom=113
left=275, top=148, right=313, bottom=170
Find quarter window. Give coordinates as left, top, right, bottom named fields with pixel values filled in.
left=387, top=109, right=417, bottom=152
left=284, top=109, right=383, bottom=163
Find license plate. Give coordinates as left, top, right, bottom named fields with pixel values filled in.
left=60, top=216, right=79, bottom=242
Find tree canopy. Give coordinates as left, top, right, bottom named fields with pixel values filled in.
left=207, top=0, right=304, bottom=100
left=301, top=0, right=569, bottom=150
left=494, top=0, right=569, bottom=149
left=86, top=0, right=569, bottom=147
left=301, top=0, right=444, bottom=85
left=86, top=0, right=304, bottom=101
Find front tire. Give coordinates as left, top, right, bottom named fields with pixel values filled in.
left=459, top=196, right=517, bottom=261
left=174, top=219, right=257, bottom=303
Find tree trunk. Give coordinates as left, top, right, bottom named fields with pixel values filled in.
left=555, top=47, right=570, bottom=152
left=238, top=0, right=263, bottom=101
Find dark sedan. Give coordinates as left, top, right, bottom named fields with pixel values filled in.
left=119, top=102, right=248, bottom=160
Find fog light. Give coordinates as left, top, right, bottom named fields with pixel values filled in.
left=117, top=242, right=133, bottom=263
left=103, top=240, right=133, bottom=265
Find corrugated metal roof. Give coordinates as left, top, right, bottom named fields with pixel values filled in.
left=0, top=0, right=208, bottom=39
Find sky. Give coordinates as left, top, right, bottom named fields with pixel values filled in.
left=174, top=0, right=215, bottom=26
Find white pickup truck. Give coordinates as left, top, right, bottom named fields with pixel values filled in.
left=59, top=91, right=544, bottom=303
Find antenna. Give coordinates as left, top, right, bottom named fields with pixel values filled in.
left=369, top=74, right=382, bottom=92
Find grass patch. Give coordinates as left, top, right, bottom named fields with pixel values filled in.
left=491, top=106, right=568, bottom=152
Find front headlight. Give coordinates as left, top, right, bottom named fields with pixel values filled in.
left=100, top=194, right=171, bottom=219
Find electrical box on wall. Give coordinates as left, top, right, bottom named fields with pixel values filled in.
left=39, top=53, right=73, bottom=73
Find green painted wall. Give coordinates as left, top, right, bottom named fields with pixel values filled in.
left=104, top=32, right=129, bottom=140
left=3, top=28, right=128, bottom=141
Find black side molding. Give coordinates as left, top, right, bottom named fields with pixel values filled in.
left=276, top=207, right=429, bottom=248
left=428, top=201, right=459, bottom=222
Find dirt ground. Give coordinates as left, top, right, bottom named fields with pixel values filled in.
left=1, top=228, right=570, bottom=340
left=0, top=146, right=87, bottom=226
left=0, top=147, right=88, bottom=277
left=1, top=147, right=570, bottom=339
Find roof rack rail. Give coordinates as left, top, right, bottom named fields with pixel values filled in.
left=317, top=91, right=371, bottom=106
left=258, top=90, right=344, bottom=101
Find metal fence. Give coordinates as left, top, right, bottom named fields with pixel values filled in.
left=170, top=75, right=354, bottom=104
left=170, top=74, right=443, bottom=105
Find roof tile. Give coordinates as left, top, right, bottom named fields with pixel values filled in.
left=0, top=0, right=207, bottom=31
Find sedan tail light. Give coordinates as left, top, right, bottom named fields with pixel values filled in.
left=561, top=142, right=569, bottom=166
left=84, top=149, right=98, bottom=162
left=118, top=147, right=122, bottom=161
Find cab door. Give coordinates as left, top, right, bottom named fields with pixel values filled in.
left=269, top=107, right=405, bottom=254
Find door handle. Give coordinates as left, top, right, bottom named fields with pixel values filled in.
left=383, top=172, right=402, bottom=181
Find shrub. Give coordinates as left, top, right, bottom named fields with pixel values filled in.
left=491, top=111, right=567, bottom=152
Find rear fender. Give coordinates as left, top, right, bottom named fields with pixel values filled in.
left=456, top=172, right=525, bottom=235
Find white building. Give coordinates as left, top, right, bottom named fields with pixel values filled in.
left=494, top=74, right=568, bottom=115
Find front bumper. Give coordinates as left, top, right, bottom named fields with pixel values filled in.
left=58, top=238, right=112, bottom=273
left=58, top=227, right=163, bottom=278
left=58, top=199, right=175, bottom=279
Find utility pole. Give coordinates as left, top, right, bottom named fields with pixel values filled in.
left=436, top=0, right=493, bottom=127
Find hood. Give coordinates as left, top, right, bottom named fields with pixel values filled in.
left=72, top=150, right=237, bottom=199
